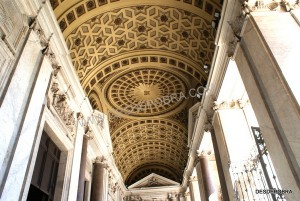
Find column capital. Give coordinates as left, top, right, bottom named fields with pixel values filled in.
left=84, top=132, right=93, bottom=140
left=189, top=175, right=198, bottom=182
left=94, top=156, right=108, bottom=168
left=203, top=122, right=214, bottom=132
left=184, top=191, right=190, bottom=197
left=197, top=150, right=213, bottom=158
left=213, top=99, right=249, bottom=111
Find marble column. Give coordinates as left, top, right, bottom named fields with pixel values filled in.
left=91, top=157, right=108, bottom=201
left=194, top=160, right=205, bottom=201
left=199, top=153, right=215, bottom=201
left=77, top=129, right=93, bottom=201
left=209, top=127, right=229, bottom=201
left=189, top=176, right=201, bottom=201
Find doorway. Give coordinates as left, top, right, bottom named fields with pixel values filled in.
left=27, top=131, right=61, bottom=201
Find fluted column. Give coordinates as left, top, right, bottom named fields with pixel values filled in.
left=189, top=176, right=201, bottom=201
left=91, top=157, right=109, bottom=201
left=77, top=127, right=93, bottom=201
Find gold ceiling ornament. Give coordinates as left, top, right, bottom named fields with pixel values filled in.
left=110, top=118, right=188, bottom=183
left=103, top=67, right=189, bottom=117
left=52, top=0, right=220, bottom=36
left=50, top=0, right=222, bottom=185
left=82, top=51, right=207, bottom=95
left=131, top=83, right=162, bottom=102
left=63, top=5, right=216, bottom=82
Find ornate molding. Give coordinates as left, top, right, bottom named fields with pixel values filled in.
left=49, top=78, right=76, bottom=136
left=197, top=150, right=213, bottom=158
left=84, top=130, right=94, bottom=140
left=94, top=156, right=109, bottom=168
left=31, top=19, right=49, bottom=49
left=213, top=99, right=249, bottom=110
left=31, top=19, right=63, bottom=77
left=227, top=13, right=246, bottom=57
left=124, top=195, right=142, bottom=201
left=240, top=0, right=299, bottom=12
left=184, top=191, right=190, bottom=197
left=189, top=175, right=198, bottom=182
left=203, top=122, right=214, bottom=132
left=227, top=0, right=299, bottom=58
left=193, top=156, right=200, bottom=167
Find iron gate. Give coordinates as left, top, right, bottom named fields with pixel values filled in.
left=229, top=127, right=285, bottom=201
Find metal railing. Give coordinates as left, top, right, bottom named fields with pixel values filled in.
left=229, top=127, right=285, bottom=201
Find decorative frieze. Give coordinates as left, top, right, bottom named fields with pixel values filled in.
left=213, top=99, right=249, bottom=110
left=34, top=18, right=77, bottom=138
left=30, top=17, right=62, bottom=75
left=228, top=0, right=299, bottom=58
left=124, top=195, right=142, bottom=201
left=30, top=18, right=49, bottom=50
left=240, top=0, right=299, bottom=12
left=227, top=13, right=246, bottom=57
left=49, top=78, right=76, bottom=136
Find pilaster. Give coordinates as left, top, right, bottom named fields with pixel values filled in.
left=233, top=10, right=300, bottom=198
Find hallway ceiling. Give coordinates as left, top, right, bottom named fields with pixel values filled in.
left=50, top=0, right=222, bottom=185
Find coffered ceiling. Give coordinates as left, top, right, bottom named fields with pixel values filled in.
left=50, top=0, right=222, bottom=185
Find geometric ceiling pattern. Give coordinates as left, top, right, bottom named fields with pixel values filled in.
left=65, top=5, right=216, bottom=81
left=51, top=0, right=222, bottom=185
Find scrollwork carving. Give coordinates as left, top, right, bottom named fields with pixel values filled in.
left=50, top=79, right=75, bottom=136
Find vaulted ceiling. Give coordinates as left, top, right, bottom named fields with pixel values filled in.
left=50, top=0, right=222, bottom=185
